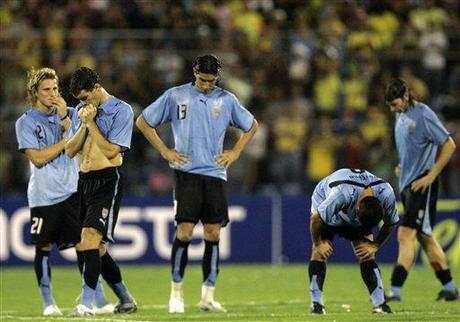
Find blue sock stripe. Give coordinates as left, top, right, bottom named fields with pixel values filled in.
left=310, top=275, right=323, bottom=305
left=370, top=268, right=384, bottom=306
left=173, top=247, right=184, bottom=283
left=40, top=256, right=54, bottom=307
left=95, top=279, right=109, bottom=307
left=204, top=245, right=218, bottom=286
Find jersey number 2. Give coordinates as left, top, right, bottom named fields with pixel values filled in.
left=177, top=104, right=187, bottom=120
left=31, top=217, right=43, bottom=234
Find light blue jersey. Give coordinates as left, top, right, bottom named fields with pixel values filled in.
left=311, top=169, right=399, bottom=227
left=15, top=108, right=79, bottom=208
left=142, top=83, right=255, bottom=180
left=394, top=102, right=449, bottom=191
left=68, top=96, right=133, bottom=151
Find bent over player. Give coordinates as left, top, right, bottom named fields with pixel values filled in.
left=308, top=168, right=399, bottom=314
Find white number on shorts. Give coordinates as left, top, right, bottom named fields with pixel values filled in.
left=30, top=217, right=44, bottom=234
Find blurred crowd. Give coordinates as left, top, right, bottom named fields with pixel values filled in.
left=1, top=0, right=459, bottom=197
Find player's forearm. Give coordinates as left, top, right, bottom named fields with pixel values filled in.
left=25, top=139, right=66, bottom=168
left=66, top=125, right=87, bottom=158
left=231, top=119, right=258, bottom=156
left=86, top=121, right=120, bottom=159
left=374, top=224, right=396, bottom=248
left=428, top=137, right=456, bottom=179
left=310, top=212, right=324, bottom=245
left=136, top=115, right=170, bottom=156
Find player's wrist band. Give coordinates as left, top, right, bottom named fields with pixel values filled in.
left=60, top=112, right=69, bottom=120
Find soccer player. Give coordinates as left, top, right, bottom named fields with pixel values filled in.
left=309, top=168, right=399, bottom=314
left=15, top=67, right=111, bottom=316
left=66, top=67, right=137, bottom=316
left=136, top=54, right=258, bottom=313
left=384, top=78, right=459, bottom=302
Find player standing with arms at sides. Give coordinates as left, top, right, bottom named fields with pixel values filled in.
left=15, top=67, right=111, bottom=316
left=136, top=54, right=258, bottom=313
left=66, top=67, right=137, bottom=316
left=384, top=78, right=458, bottom=302
left=309, top=168, right=399, bottom=314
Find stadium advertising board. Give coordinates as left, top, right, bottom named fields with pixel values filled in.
left=0, top=196, right=458, bottom=266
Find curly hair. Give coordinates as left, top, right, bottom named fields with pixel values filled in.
left=26, top=67, right=58, bottom=106
left=70, top=67, right=100, bottom=97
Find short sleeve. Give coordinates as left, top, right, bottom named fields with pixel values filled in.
left=382, top=189, right=399, bottom=225
left=107, top=104, right=134, bottom=151
left=229, top=94, right=254, bottom=132
left=142, top=89, right=173, bottom=127
left=317, top=187, right=346, bottom=225
left=422, top=107, right=449, bottom=145
left=15, top=117, right=39, bottom=152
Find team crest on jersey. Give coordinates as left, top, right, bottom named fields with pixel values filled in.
left=101, top=208, right=109, bottom=219
left=212, top=99, right=223, bottom=119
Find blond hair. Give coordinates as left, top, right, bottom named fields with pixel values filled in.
left=26, top=67, right=59, bottom=106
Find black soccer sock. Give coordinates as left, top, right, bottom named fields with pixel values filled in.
left=76, top=251, right=85, bottom=274
left=83, top=249, right=101, bottom=290
left=34, top=248, right=51, bottom=286
left=390, top=264, right=408, bottom=287
left=434, top=267, right=453, bottom=285
left=202, top=239, right=220, bottom=286
left=101, top=251, right=133, bottom=303
left=171, top=237, right=190, bottom=283
left=360, top=260, right=380, bottom=294
left=360, top=260, right=385, bottom=306
left=101, top=251, right=122, bottom=285
left=308, top=260, right=326, bottom=291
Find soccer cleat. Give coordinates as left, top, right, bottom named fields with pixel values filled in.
left=310, top=302, right=326, bottom=314
left=43, top=304, right=62, bottom=316
left=372, top=302, right=393, bottom=314
left=436, top=289, right=460, bottom=301
left=169, top=297, right=185, bottom=313
left=114, top=301, right=137, bottom=314
left=384, top=290, right=402, bottom=302
left=94, top=303, right=116, bottom=314
left=199, top=300, right=227, bottom=312
left=68, top=304, right=95, bottom=317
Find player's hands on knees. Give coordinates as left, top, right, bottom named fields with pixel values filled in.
left=354, top=241, right=378, bottom=261
left=162, top=148, right=189, bottom=165
left=314, top=240, right=333, bottom=260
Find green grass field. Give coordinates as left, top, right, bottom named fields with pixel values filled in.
left=1, top=264, right=459, bottom=322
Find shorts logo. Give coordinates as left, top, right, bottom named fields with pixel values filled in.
left=418, top=209, right=424, bottom=219
left=102, top=208, right=109, bottom=219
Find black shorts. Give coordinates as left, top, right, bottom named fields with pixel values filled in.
left=174, top=170, right=229, bottom=227
left=79, top=167, right=123, bottom=243
left=400, top=176, right=438, bottom=235
left=30, top=192, right=81, bottom=250
left=320, top=224, right=373, bottom=242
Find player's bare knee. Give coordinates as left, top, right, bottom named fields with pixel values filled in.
left=203, top=225, right=221, bottom=241
left=80, top=228, right=102, bottom=249
left=397, top=227, right=416, bottom=244
left=176, top=224, right=194, bottom=241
